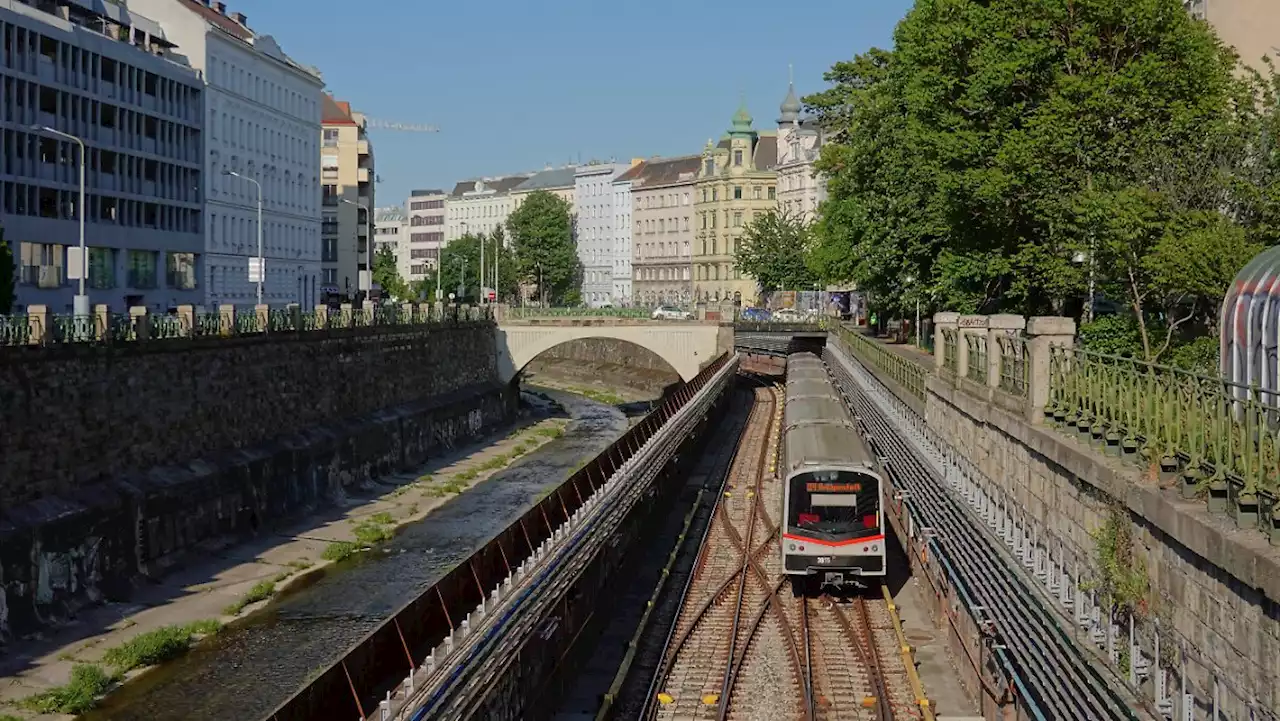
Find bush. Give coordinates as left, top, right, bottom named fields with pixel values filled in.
left=20, top=664, right=114, bottom=714
left=369, top=512, right=393, bottom=525
left=101, top=621, right=219, bottom=672
left=322, top=541, right=359, bottom=562
left=353, top=522, right=393, bottom=546
left=223, top=580, right=276, bottom=616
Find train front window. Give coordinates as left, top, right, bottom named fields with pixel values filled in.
left=787, top=470, right=880, bottom=540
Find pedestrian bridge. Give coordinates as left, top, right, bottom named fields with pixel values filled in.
left=495, top=319, right=733, bottom=383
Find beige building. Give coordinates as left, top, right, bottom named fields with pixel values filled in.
left=511, top=166, right=578, bottom=221
left=406, top=189, right=446, bottom=283
left=774, top=79, right=826, bottom=223
left=693, top=103, right=777, bottom=305
left=445, top=175, right=529, bottom=242
left=1188, top=0, right=1278, bottom=72
left=619, top=156, right=699, bottom=306
left=320, top=94, right=375, bottom=303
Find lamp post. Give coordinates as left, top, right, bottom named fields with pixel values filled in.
left=342, top=198, right=372, bottom=304
left=905, top=274, right=921, bottom=348
left=32, top=125, right=88, bottom=316
left=225, top=170, right=264, bottom=305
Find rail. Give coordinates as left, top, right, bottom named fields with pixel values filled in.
left=881, top=585, right=937, bottom=721
left=831, top=324, right=927, bottom=401
left=825, top=343, right=1138, bottom=720
left=0, top=304, right=492, bottom=347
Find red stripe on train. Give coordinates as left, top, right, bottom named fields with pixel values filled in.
left=782, top=533, right=885, bottom=547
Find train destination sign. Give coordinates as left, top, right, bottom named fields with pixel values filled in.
left=806, top=482, right=862, bottom=493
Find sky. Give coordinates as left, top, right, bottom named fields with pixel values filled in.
left=235, top=0, right=914, bottom=205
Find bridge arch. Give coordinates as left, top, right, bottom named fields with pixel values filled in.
left=495, top=323, right=726, bottom=384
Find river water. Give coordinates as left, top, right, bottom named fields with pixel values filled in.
left=84, top=388, right=629, bottom=721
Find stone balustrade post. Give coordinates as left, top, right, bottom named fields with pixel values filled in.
left=129, top=306, right=149, bottom=340
left=400, top=302, right=413, bottom=323
left=362, top=299, right=375, bottom=325
left=177, top=305, right=195, bottom=337
left=339, top=302, right=354, bottom=328
left=313, top=304, right=329, bottom=329
left=418, top=303, right=432, bottom=323
left=933, top=312, right=959, bottom=374
left=287, top=303, right=301, bottom=331
left=1026, top=316, right=1076, bottom=424
left=93, top=304, right=109, bottom=340
left=254, top=304, right=269, bottom=332
left=26, top=304, right=50, bottom=345
left=957, top=314, right=988, bottom=383
left=218, top=304, right=235, bottom=335
left=987, top=314, right=1027, bottom=391
left=433, top=301, right=444, bottom=322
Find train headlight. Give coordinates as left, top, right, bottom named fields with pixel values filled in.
left=788, top=543, right=796, bottom=551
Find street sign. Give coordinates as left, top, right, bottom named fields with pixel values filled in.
left=358, top=270, right=371, bottom=291
left=488, top=291, right=496, bottom=301
left=67, top=247, right=86, bottom=280
left=248, top=257, right=264, bottom=283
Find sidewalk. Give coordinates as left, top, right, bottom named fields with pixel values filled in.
left=0, top=415, right=570, bottom=720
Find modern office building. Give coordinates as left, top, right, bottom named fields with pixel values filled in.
left=125, top=0, right=325, bottom=308
left=774, top=77, right=825, bottom=223
left=405, top=188, right=445, bottom=283
left=319, top=94, right=374, bottom=304
left=621, top=155, right=699, bottom=307
left=574, top=160, right=637, bottom=307
left=444, top=174, right=527, bottom=242
left=1, top=0, right=205, bottom=313
left=693, top=102, right=777, bottom=305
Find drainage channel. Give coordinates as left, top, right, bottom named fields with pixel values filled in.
left=823, top=341, right=1140, bottom=721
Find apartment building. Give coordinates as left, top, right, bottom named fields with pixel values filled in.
left=620, top=156, right=699, bottom=307
left=1187, top=0, right=1278, bottom=72
left=1, top=0, right=204, bottom=313
left=445, top=175, right=527, bottom=242
left=575, top=161, right=636, bottom=307
left=693, top=103, right=777, bottom=305
left=319, top=94, right=374, bottom=303
left=373, top=205, right=410, bottom=285
left=774, top=79, right=825, bottom=223
left=511, top=165, right=576, bottom=226
left=405, top=188, right=444, bottom=284
left=126, top=0, right=324, bottom=308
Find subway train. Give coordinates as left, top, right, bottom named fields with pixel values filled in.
left=781, top=352, right=887, bottom=593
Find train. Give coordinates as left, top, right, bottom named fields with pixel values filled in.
left=780, top=352, right=887, bottom=593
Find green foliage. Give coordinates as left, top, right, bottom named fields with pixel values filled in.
left=353, top=521, right=393, bottom=546
left=433, top=233, right=520, bottom=303
left=0, top=224, right=13, bottom=315
left=1087, top=505, right=1149, bottom=621
left=223, top=580, right=276, bottom=616
left=734, top=208, right=816, bottom=292
left=19, top=664, right=114, bottom=714
left=505, top=190, right=580, bottom=303
left=101, top=621, right=220, bottom=672
left=808, top=0, right=1279, bottom=349
left=322, top=541, right=359, bottom=562
left=372, top=245, right=408, bottom=301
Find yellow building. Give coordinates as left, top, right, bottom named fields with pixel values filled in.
left=693, top=102, right=777, bottom=305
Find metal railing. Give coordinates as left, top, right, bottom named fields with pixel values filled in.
left=997, top=334, right=1028, bottom=397
left=1048, top=347, right=1280, bottom=503
left=0, top=304, right=494, bottom=347
left=503, top=306, right=653, bottom=319
left=964, top=334, right=987, bottom=384
left=832, top=324, right=927, bottom=401
left=941, top=329, right=958, bottom=375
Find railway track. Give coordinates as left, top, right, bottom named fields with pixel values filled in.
left=643, top=381, right=919, bottom=721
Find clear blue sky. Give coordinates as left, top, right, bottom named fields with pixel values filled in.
left=236, top=0, right=913, bottom=205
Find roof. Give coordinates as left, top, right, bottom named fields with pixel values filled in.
left=322, top=94, right=356, bottom=125
left=375, top=206, right=406, bottom=222
left=177, top=0, right=250, bottom=40
left=621, top=155, right=701, bottom=189
left=410, top=189, right=445, bottom=197
left=449, top=175, right=531, bottom=198
left=513, top=167, right=578, bottom=193
left=754, top=134, right=778, bottom=168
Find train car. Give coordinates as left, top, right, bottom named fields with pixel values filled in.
left=781, top=352, right=886, bottom=592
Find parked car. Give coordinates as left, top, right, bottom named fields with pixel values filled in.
left=740, top=307, right=771, bottom=322
left=652, top=305, right=693, bottom=320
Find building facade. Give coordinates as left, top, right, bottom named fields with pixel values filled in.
left=620, top=156, right=699, bottom=307
left=574, top=161, right=636, bottom=307
left=445, top=175, right=528, bottom=242
left=511, top=165, right=576, bottom=228
left=774, top=80, right=825, bottom=223
left=693, top=103, right=777, bottom=305
left=373, top=205, right=411, bottom=288
left=405, top=188, right=444, bottom=284
left=1, top=0, right=205, bottom=313
left=1186, top=0, right=1278, bottom=73
left=127, top=0, right=324, bottom=309
left=319, top=94, right=373, bottom=303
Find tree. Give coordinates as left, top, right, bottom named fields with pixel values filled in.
left=735, top=209, right=817, bottom=292
left=372, top=245, right=408, bottom=302
left=505, top=190, right=580, bottom=304
left=0, top=223, right=13, bottom=315
left=435, top=233, right=520, bottom=303
left=806, top=0, right=1263, bottom=342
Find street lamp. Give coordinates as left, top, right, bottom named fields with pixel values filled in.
left=224, top=170, right=264, bottom=305
left=905, top=274, right=921, bottom=348
left=31, top=125, right=88, bottom=316
left=454, top=256, right=467, bottom=302
left=342, top=198, right=372, bottom=303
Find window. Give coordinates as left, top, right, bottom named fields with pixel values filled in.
left=734, top=150, right=743, bottom=166
left=712, top=188, right=719, bottom=201
left=322, top=268, right=339, bottom=284
left=166, top=252, right=198, bottom=290
left=733, top=212, right=743, bottom=228
left=322, top=185, right=338, bottom=205
left=322, top=214, right=339, bottom=235
left=704, top=159, right=714, bottom=175
left=323, top=129, right=339, bottom=147
left=88, top=248, right=116, bottom=289
left=322, top=155, right=339, bottom=180
left=733, top=186, right=742, bottom=200
left=20, top=242, right=65, bottom=288
left=322, top=237, right=338, bottom=262
left=753, top=186, right=762, bottom=200
left=127, top=250, right=158, bottom=289
left=768, top=187, right=776, bottom=200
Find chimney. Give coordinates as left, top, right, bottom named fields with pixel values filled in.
left=214, top=2, right=226, bottom=14
left=232, top=12, right=247, bottom=24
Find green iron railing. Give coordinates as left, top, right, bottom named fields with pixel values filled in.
left=997, top=334, right=1028, bottom=397
left=964, top=334, right=987, bottom=384
left=1047, top=347, right=1280, bottom=499
left=505, top=306, right=653, bottom=319
left=941, top=328, right=958, bottom=375
left=834, top=324, right=927, bottom=402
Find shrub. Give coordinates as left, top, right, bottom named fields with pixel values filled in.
left=19, top=664, right=114, bottom=714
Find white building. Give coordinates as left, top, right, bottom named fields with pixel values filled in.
left=574, top=161, right=635, bottom=307
left=126, top=0, right=325, bottom=308
left=1, top=0, right=207, bottom=314
left=405, top=189, right=445, bottom=283
left=373, top=205, right=411, bottom=288
left=610, top=173, right=634, bottom=303
left=444, top=175, right=528, bottom=242
left=775, top=78, right=826, bottom=222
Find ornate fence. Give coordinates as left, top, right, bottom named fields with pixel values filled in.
left=0, top=303, right=493, bottom=348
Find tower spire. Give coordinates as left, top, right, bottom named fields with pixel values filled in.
left=779, top=66, right=801, bottom=123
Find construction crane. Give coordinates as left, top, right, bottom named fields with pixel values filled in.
left=363, top=118, right=440, bottom=133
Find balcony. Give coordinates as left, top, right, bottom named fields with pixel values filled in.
left=358, top=167, right=371, bottom=183
left=357, top=140, right=369, bottom=156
